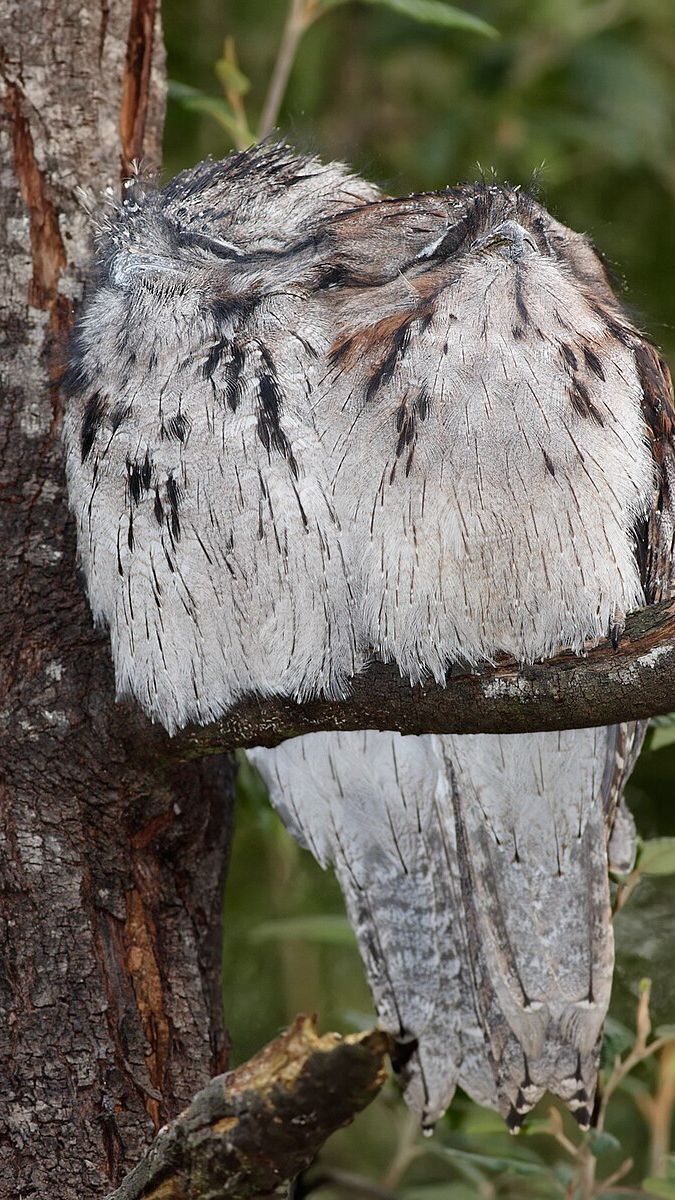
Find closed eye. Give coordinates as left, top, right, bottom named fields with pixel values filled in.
left=416, top=217, right=470, bottom=262
left=173, top=228, right=244, bottom=261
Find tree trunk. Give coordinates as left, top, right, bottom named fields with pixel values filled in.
left=0, top=3, right=234, bottom=1196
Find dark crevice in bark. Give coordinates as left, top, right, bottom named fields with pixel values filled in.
left=120, top=0, right=159, bottom=170
left=99, top=0, right=111, bottom=67
left=3, top=78, right=66, bottom=309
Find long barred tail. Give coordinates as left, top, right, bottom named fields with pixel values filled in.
left=250, top=726, right=638, bottom=1129
left=249, top=733, right=446, bottom=1049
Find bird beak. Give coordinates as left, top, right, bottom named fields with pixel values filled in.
left=475, top=219, right=538, bottom=261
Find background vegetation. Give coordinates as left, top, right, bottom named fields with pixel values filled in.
left=162, top=2, right=675, bottom=1195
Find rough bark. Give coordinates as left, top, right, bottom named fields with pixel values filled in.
left=107, top=1018, right=390, bottom=1200
left=0, top=3, right=234, bottom=1197
left=172, top=596, right=675, bottom=757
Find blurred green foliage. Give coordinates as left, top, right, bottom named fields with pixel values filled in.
left=164, top=0, right=675, bottom=360
left=162, top=2, right=675, bottom=1194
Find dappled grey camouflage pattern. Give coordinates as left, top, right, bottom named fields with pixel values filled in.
left=64, top=143, right=675, bottom=1129
left=64, top=145, right=378, bottom=732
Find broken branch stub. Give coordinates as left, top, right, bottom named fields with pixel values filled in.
left=107, top=1016, right=391, bottom=1200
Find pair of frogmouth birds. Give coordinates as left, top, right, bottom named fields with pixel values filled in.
left=64, top=142, right=675, bottom=1131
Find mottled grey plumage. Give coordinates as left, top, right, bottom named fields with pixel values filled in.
left=64, top=146, right=378, bottom=732
left=317, top=187, right=653, bottom=671
left=64, top=144, right=675, bottom=1130
left=301, top=184, right=675, bottom=1124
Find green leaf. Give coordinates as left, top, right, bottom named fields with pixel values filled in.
left=429, top=1145, right=548, bottom=1177
left=589, top=1129, right=621, bottom=1157
left=168, top=81, right=240, bottom=134
left=319, top=0, right=498, bottom=38
left=459, top=1109, right=513, bottom=1135
left=521, top=1119, right=558, bottom=1137
left=654, top=1025, right=675, bottom=1039
left=214, top=57, right=251, bottom=97
left=236, top=752, right=272, bottom=809
left=649, top=712, right=675, bottom=750
left=340, top=1008, right=378, bottom=1030
left=601, top=1016, right=635, bottom=1068
left=643, top=1180, right=675, bottom=1199
left=248, top=914, right=357, bottom=946
left=651, top=712, right=675, bottom=728
left=402, top=1187, right=480, bottom=1200
left=638, top=837, right=675, bottom=876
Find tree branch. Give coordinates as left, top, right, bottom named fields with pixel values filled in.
left=106, top=1016, right=390, bottom=1200
left=169, top=597, right=675, bottom=760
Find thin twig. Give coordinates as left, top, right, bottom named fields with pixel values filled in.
left=380, top=1109, right=423, bottom=1189
left=548, top=1106, right=582, bottom=1160
left=548, top=986, right=675, bottom=1200
left=307, top=1168, right=401, bottom=1200
left=613, top=868, right=642, bottom=915
left=222, top=36, right=255, bottom=150
left=643, top=1043, right=675, bottom=1178
left=596, top=1157, right=633, bottom=1194
left=597, top=985, right=675, bottom=1130
left=259, top=0, right=317, bottom=137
